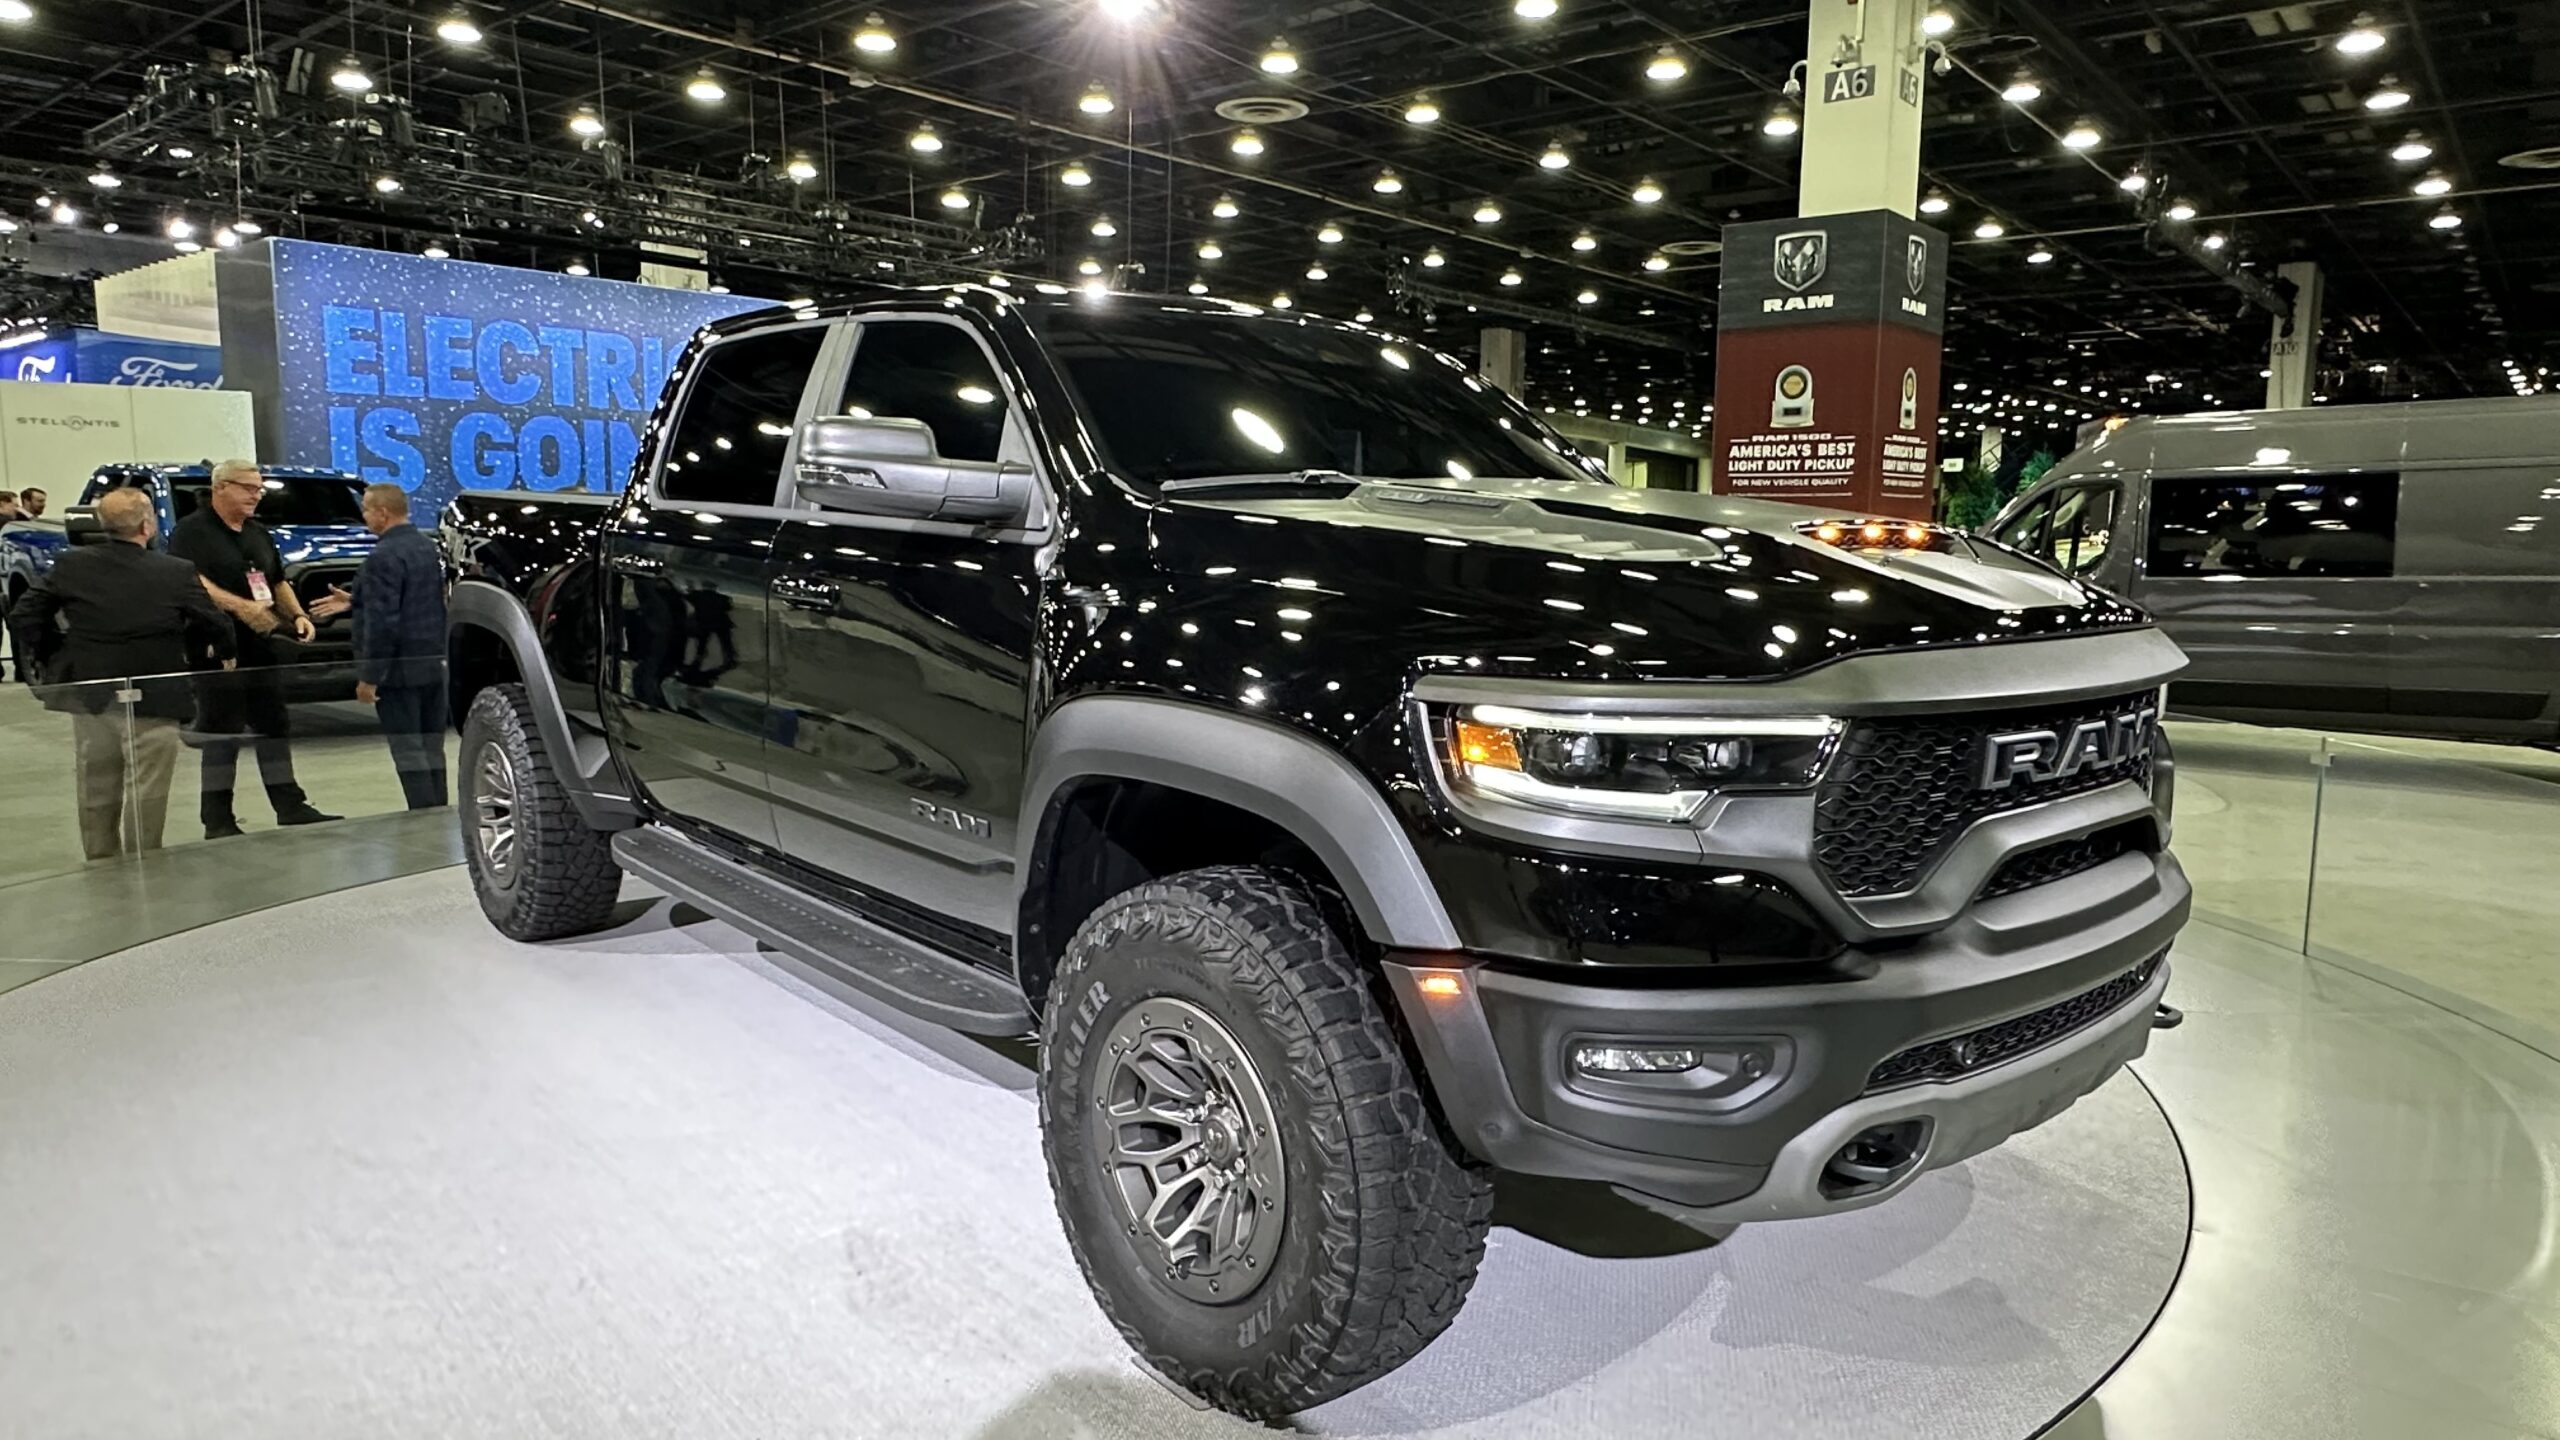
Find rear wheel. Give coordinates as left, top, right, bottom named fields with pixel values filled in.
left=1037, top=866, right=1492, bottom=1418
left=459, top=683, right=621, bottom=941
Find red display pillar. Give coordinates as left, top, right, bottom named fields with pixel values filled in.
left=1709, top=212, right=1947, bottom=521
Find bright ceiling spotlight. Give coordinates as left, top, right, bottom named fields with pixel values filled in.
left=1099, top=0, right=1154, bottom=21
left=1630, top=177, right=1665, bottom=204
left=2336, top=14, right=2386, bottom=54
left=2165, top=199, right=2197, bottom=221
left=1764, top=105, right=1801, bottom=137
left=940, top=186, right=970, bottom=209
left=1642, top=251, right=1670, bottom=271
left=436, top=10, right=482, bottom=45
left=853, top=13, right=897, bottom=53
left=2001, top=75, right=2042, bottom=104
left=1646, top=47, right=1689, bottom=82
left=372, top=174, right=403, bottom=194
left=1305, top=263, right=1329, bottom=281
left=1317, top=222, right=1344, bottom=244
left=1187, top=278, right=1209, bottom=294
left=1079, top=81, right=1115, bottom=116
left=1421, top=247, right=1446, bottom=267
left=1922, top=7, right=1955, bottom=37
left=1371, top=166, right=1403, bottom=193
left=908, top=123, right=943, bottom=153
left=173, top=239, right=202, bottom=253
left=2390, top=133, right=2433, bottom=163
left=1499, top=267, right=1524, bottom=286
left=2061, top=120, right=2101, bottom=150
left=1576, top=288, right=1599, bottom=305
left=1259, top=37, right=1298, bottom=74
left=1404, top=95, right=1441, bottom=125
left=685, top=68, right=726, bottom=103
left=2412, top=171, right=2452, bottom=197
left=1539, top=139, right=1572, bottom=170
left=1515, top=0, right=1558, bottom=17
left=2362, top=77, right=2411, bottom=110
left=564, top=260, right=590, bottom=276
left=2201, top=232, right=2226, bottom=250
left=330, top=55, right=373, bottom=93
left=213, top=226, right=240, bottom=248
left=1090, top=215, right=1117, bottom=237
left=2119, top=171, right=2149, bottom=193
left=2428, top=207, right=2463, bottom=230
left=422, top=240, right=451, bottom=259
left=85, top=162, right=121, bottom=190
left=1197, top=239, right=1223, bottom=259
left=2027, top=245, right=2055, bottom=264
left=1473, top=198, right=1503, bottom=224
left=49, top=202, right=76, bottom=225
left=1211, top=194, right=1239, bottom=218
left=784, top=153, right=819, bottom=182
left=1231, top=127, right=1266, bottom=156
left=1570, top=230, right=1598, bottom=251
left=1270, top=292, right=1293, bottom=309
left=1918, top=188, right=1951, bottom=214
left=164, top=215, right=193, bottom=240
left=1973, top=216, right=2005, bottom=238
left=1077, top=256, right=1103, bottom=275
left=1060, top=161, right=1094, bottom=187
left=568, top=105, right=606, bottom=137
left=0, top=1, right=33, bottom=22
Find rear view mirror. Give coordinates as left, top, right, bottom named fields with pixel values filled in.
left=795, top=414, right=1033, bottom=526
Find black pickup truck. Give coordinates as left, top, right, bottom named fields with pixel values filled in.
left=441, top=289, right=2190, bottom=1418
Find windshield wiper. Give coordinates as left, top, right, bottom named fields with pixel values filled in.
left=1159, top=469, right=1357, bottom=495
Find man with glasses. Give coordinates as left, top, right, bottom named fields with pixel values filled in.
left=168, top=459, right=340, bottom=838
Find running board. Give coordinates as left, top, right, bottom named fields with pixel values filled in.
left=612, top=826, right=1034, bottom=1037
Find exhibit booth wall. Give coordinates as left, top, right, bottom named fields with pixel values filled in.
left=0, top=379, right=256, bottom=487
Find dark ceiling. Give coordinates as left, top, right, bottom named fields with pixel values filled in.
left=0, top=0, right=2555, bottom=450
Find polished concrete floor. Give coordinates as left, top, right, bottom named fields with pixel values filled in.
left=0, top=870, right=2189, bottom=1440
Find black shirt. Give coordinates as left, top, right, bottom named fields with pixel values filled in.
left=168, top=507, right=289, bottom=657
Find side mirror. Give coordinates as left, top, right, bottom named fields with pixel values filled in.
left=63, top=508, right=107, bottom=547
left=795, top=414, right=1033, bottom=526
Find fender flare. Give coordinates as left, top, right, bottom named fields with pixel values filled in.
left=1016, top=694, right=1461, bottom=952
left=447, top=579, right=640, bottom=830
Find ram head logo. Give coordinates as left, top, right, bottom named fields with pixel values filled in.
left=1773, top=230, right=1829, bottom=293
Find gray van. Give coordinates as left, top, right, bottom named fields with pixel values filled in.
left=1986, top=397, right=2560, bottom=742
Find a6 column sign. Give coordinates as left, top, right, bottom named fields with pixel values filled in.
left=1710, top=210, right=1948, bottom=520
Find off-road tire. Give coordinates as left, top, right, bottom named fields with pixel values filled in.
left=459, top=683, right=622, bottom=941
left=1038, top=865, right=1493, bottom=1418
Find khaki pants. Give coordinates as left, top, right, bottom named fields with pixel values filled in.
left=71, top=711, right=181, bottom=862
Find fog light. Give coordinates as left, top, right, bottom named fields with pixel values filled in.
left=1574, top=1044, right=1706, bottom=1075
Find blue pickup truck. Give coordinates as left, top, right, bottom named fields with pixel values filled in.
left=6, top=463, right=377, bottom=698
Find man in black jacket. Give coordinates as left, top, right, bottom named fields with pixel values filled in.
left=9, top=489, right=236, bottom=860
left=168, top=459, right=340, bottom=838
left=312, top=484, right=449, bottom=809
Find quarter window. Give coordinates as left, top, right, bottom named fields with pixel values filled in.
left=656, top=327, right=826, bottom=507
left=2146, top=473, right=2400, bottom=578
left=835, top=321, right=1010, bottom=464
left=2048, top=485, right=2119, bottom=576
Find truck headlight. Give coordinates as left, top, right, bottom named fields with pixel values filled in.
left=1432, top=704, right=1841, bottom=822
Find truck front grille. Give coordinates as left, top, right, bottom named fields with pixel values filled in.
left=1979, top=822, right=2148, bottom=901
left=1864, top=952, right=2163, bottom=1093
left=1813, top=689, right=2156, bottom=898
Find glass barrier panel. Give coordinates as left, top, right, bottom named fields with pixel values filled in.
left=2305, top=734, right=2560, bottom=1046
left=2162, top=717, right=2324, bottom=951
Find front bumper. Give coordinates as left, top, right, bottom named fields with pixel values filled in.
left=1385, top=849, right=2188, bottom=1220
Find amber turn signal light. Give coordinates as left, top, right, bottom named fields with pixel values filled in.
left=1452, top=720, right=1522, bottom=772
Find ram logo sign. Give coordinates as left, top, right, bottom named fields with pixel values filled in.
left=1979, top=706, right=2158, bottom=791
left=1773, top=230, right=1829, bottom=293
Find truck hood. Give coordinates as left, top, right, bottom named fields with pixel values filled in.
left=1146, top=475, right=2148, bottom=682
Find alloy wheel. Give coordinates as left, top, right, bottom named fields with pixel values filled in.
left=472, top=740, right=520, bottom=885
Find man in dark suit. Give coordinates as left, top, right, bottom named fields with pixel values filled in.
left=9, top=488, right=236, bottom=860
left=312, top=484, right=449, bottom=809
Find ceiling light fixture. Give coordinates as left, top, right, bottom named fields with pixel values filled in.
left=908, top=123, right=943, bottom=153
left=565, top=260, right=590, bottom=276
left=1515, top=0, right=1558, bottom=17
left=164, top=216, right=193, bottom=240
left=1060, top=161, right=1094, bottom=187
left=785, top=153, right=819, bottom=182
left=372, top=174, right=402, bottom=194
left=1316, top=222, right=1344, bottom=244
left=2001, top=75, right=2042, bottom=105
left=1421, top=247, right=1446, bottom=267
left=1232, top=127, right=1266, bottom=157
left=1642, top=252, right=1670, bottom=271
left=1918, top=188, right=1951, bottom=215
left=1539, top=139, right=1572, bottom=170
left=1090, top=215, right=1117, bottom=237
left=0, top=1, right=33, bottom=22
left=1646, top=47, right=1689, bottom=82
left=1973, top=217, right=2005, bottom=238
left=1630, top=177, right=1665, bottom=204
left=436, top=10, right=482, bottom=45
left=2119, top=171, right=2148, bottom=193
left=1305, top=264, right=1328, bottom=281
left=853, top=13, right=897, bottom=53
left=1197, top=239, right=1223, bottom=259
left=2413, top=171, right=2452, bottom=197
left=49, top=202, right=76, bottom=225
left=2390, top=133, right=2433, bottom=163
left=1763, top=105, right=1800, bottom=137
left=1473, top=199, right=1503, bottom=224
left=1576, top=288, right=1599, bottom=305
left=233, top=218, right=261, bottom=235
left=1921, top=7, right=1955, bottom=37
left=1371, top=166, right=1402, bottom=193
left=2428, top=207, right=2462, bottom=230
left=2027, top=245, right=2054, bottom=264
left=568, top=105, right=605, bottom=138
left=2337, top=14, right=2386, bottom=54
left=2165, top=199, right=2197, bottom=221
left=1570, top=230, right=1598, bottom=251
left=1259, top=37, right=1298, bottom=74
left=1270, top=292, right=1292, bottom=309
left=422, top=240, right=451, bottom=259
left=2363, top=77, right=2411, bottom=111
left=1078, top=257, right=1102, bottom=275
left=1499, top=267, right=1524, bottom=286
left=940, top=186, right=970, bottom=210
left=1211, top=194, right=1239, bottom=218
left=330, top=55, right=373, bottom=93
left=1079, top=82, right=1115, bottom=116
left=1187, top=278, right=1209, bottom=295
left=1404, top=95, right=1441, bottom=125
left=85, top=163, right=121, bottom=190
left=685, top=68, right=726, bottom=103
left=2061, top=120, right=2101, bottom=150
left=2201, top=232, right=2226, bottom=250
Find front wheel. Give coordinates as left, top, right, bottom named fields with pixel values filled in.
left=1037, top=866, right=1492, bottom=1418
left=458, top=683, right=622, bottom=941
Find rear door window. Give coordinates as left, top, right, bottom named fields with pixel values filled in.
left=2145, top=472, right=2400, bottom=578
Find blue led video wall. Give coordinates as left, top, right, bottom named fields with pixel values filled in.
left=263, top=240, right=770, bottom=512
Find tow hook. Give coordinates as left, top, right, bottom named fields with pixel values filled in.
left=2152, top=1003, right=2185, bottom=1030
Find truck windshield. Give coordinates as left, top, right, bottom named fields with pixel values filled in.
left=1032, top=306, right=1608, bottom=489
left=165, top=476, right=367, bottom=527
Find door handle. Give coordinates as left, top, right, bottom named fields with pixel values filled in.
left=774, top=574, right=838, bottom=611
left=608, top=553, right=666, bottom=576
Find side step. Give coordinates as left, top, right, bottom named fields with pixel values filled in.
left=612, top=826, right=1034, bottom=1037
